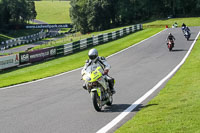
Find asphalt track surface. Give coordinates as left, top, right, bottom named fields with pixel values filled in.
left=0, top=27, right=199, bottom=133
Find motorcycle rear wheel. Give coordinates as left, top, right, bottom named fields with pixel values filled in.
left=91, top=91, right=102, bottom=112
left=168, top=44, right=173, bottom=51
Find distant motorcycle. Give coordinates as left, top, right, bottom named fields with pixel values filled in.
left=181, top=26, right=185, bottom=33
left=182, top=26, right=191, bottom=41
left=82, top=64, right=113, bottom=112
left=184, top=30, right=191, bottom=41
left=167, top=40, right=174, bottom=51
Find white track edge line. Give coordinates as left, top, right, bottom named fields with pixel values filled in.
left=96, top=31, right=200, bottom=133
left=0, top=29, right=166, bottom=90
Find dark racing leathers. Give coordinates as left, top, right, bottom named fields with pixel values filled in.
left=166, top=35, right=175, bottom=47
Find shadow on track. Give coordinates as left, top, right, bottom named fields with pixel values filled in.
left=188, top=38, right=198, bottom=41
left=171, top=49, right=187, bottom=52
left=103, top=104, right=131, bottom=112
left=102, top=103, right=158, bottom=113
left=134, top=104, right=158, bottom=111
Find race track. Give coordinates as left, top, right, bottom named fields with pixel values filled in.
left=0, top=27, right=199, bottom=133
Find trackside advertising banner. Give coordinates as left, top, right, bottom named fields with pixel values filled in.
left=19, top=53, right=30, bottom=64
left=0, top=54, right=19, bottom=70
left=29, top=48, right=56, bottom=63
left=19, top=47, right=57, bottom=64
left=25, top=24, right=73, bottom=29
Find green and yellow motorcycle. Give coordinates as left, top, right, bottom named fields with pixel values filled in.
left=82, top=65, right=113, bottom=112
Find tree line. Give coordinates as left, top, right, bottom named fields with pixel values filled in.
left=0, top=0, right=37, bottom=31
left=70, top=0, right=200, bottom=34
left=1, top=0, right=200, bottom=34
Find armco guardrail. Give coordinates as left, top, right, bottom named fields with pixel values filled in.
left=62, top=24, right=142, bottom=55
left=0, top=31, right=47, bottom=51
left=0, top=24, right=142, bottom=70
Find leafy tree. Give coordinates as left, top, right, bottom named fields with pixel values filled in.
left=196, top=0, right=200, bottom=12
left=87, top=0, right=112, bottom=31
left=0, top=0, right=3, bottom=29
left=0, top=0, right=36, bottom=30
left=70, top=0, right=200, bottom=33
left=70, top=0, right=114, bottom=33
left=70, top=0, right=89, bottom=33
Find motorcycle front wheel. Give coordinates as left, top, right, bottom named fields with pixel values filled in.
left=91, top=91, right=102, bottom=112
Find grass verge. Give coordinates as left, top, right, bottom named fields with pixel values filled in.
left=144, top=17, right=200, bottom=28
left=0, top=34, right=13, bottom=42
left=116, top=36, right=200, bottom=133
left=35, top=1, right=71, bottom=24
left=0, top=28, right=163, bottom=88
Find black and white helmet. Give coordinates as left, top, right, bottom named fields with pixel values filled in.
left=88, top=48, right=98, bottom=60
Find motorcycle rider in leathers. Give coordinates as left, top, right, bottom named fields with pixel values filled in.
left=166, top=33, right=175, bottom=47
left=81, top=48, right=116, bottom=94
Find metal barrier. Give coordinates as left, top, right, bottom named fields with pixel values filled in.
left=0, top=31, right=47, bottom=51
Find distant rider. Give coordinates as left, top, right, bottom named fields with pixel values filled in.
left=172, top=22, right=178, bottom=28
left=81, top=48, right=116, bottom=94
left=181, top=23, right=190, bottom=35
left=182, top=23, right=186, bottom=33
left=182, top=23, right=186, bottom=28
left=166, top=33, right=175, bottom=47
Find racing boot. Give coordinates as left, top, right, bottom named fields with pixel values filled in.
left=108, top=78, right=116, bottom=94
left=82, top=83, right=87, bottom=90
left=110, top=85, right=116, bottom=94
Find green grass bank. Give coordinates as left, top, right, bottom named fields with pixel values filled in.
left=35, top=1, right=71, bottom=24
left=144, top=17, right=200, bottom=28
left=116, top=36, right=200, bottom=133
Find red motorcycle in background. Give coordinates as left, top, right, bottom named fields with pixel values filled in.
left=167, top=40, right=174, bottom=51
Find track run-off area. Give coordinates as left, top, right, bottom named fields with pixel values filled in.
left=0, top=27, right=200, bottom=133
